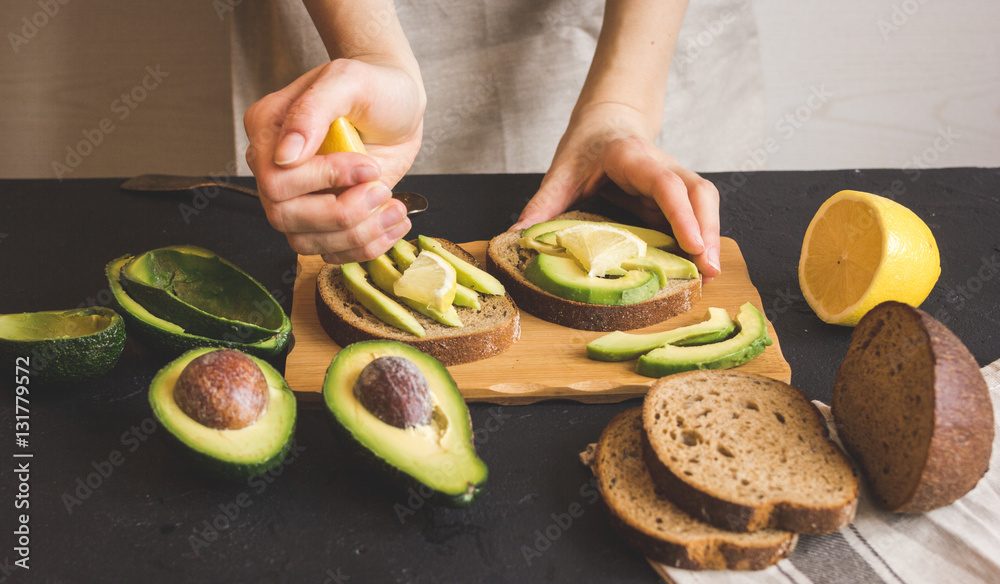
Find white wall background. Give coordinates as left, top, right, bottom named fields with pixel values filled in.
left=0, top=0, right=997, bottom=179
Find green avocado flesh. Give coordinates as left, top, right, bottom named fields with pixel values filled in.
left=385, top=242, right=480, bottom=308
left=521, top=220, right=678, bottom=251
left=323, top=341, right=488, bottom=505
left=343, top=261, right=427, bottom=337
left=524, top=253, right=659, bottom=306
left=636, top=303, right=772, bottom=378
left=120, top=246, right=283, bottom=343
left=0, top=307, right=126, bottom=385
left=106, top=255, right=290, bottom=358
left=586, top=307, right=736, bottom=362
left=621, top=248, right=698, bottom=283
left=149, top=347, right=297, bottom=480
left=361, top=255, right=462, bottom=328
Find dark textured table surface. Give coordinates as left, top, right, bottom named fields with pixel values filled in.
left=1, top=169, right=998, bottom=583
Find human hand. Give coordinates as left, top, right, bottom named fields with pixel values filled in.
left=513, top=103, right=721, bottom=280
left=244, top=58, right=425, bottom=264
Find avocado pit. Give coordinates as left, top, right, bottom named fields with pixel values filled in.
left=353, top=355, right=433, bottom=428
left=173, top=349, right=269, bottom=430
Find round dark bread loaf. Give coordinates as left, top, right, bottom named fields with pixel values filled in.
left=486, top=211, right=701, bottom=331
left=315, top=240, right=520, bottom=366
left=585, top=408, right=797, bottom=571
left=642, top=370, right=860, bottom=534
left=832, top=301, right=993, bottom=513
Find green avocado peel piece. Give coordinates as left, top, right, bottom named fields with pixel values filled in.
left=120, top=246, right=284, bottom=343
left=106, top=254, right=291, bottom=358
left=0, top=306, right=126, bottom=385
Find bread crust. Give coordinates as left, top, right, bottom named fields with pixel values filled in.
left=832, top=301, right=993, bottom=513
left=590, top=409, right=797, bottom=570
left=314, top=240, right=520, bottom=366
left=486, top=213, right=701, bottom=331
left=641, top=370, right=859, bottom=534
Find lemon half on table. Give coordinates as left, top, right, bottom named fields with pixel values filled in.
left=798, top=190, right=940, bottom=326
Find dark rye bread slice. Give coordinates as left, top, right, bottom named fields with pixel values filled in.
left=315, top=239, right=520, bottom=366
left=486, top=211, right=701, bottom=331
left=584, top=408, right=797, bottom=571
left=832, top=301, right=993, bottom=514
left=642, top=370, right=859, bottom=534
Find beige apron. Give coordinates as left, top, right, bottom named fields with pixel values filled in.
left=231, top=0, right=763, bottom=176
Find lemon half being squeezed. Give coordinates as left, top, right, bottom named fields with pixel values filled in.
left=798, top=190, right=940, bottom=326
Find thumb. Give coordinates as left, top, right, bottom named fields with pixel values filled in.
left=511, top=164, right=584, bottom=231
left=273, top=69, right=364, bottom=167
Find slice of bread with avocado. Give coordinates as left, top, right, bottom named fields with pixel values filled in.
left=832, top=301, right=993, bottom=513
left=584, top=408, right=798, bottom=571
left=315, top=239, right=520, bottom=366
left=486, top=211, right=701, bottom=331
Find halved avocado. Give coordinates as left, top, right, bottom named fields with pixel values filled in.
left=323, top=340, right=488, bottom=505
left=120, top=246, right=284, bottom=343
left=636, top=303, right=772, bottom=378
left=149, top=347, right=297, bottom=481
left=0, top=307, right=125, bottom=385
left=106, top=255, right=291, bottom=358
left=524, top=253, right=659, bottom=306
left=586, top=307, right=736, bottom=362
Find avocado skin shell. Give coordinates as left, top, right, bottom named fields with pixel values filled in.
left=149, top=348, right=298, bottom=482
left=106, top=254, right=291, bottom=359
left=0, top=306, right=126, bottom=386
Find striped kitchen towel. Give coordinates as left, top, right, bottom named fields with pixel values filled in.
left=655, top=358, right=1000, bottom=584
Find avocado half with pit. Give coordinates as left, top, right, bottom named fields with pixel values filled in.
left=106, top=246, right=291, bottom=358
left=323, top=340, right=488, bottom=505
left=0, top=306, right=126, bottom=385
left=149, top=347, right=297, bottom=481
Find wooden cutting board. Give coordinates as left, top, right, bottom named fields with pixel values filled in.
left=284, top=237, right=790, bottom=405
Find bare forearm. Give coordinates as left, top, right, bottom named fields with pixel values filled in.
left=576, top=0, right=689, bottom=136
left=303, top=0, right=421, bottom=81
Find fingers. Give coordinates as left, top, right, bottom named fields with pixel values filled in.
left=677, top=169, right=721, bottom=280
left=271, top=60, right=368, bottom=168
left=512, top=161, right=586, bottom=231
left=269, top=187, right=410, bottom=263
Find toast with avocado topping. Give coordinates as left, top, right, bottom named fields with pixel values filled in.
left=486, top=212, right=701, bottom=331
left=315, top=239, right=520, bottom=366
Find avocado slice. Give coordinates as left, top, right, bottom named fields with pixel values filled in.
left=521, top=220, right=678, bottom=251
left=149, top=347, right=297, bottom=480
left=524, top=253, right=660, bottom=306
left=388, top=241, right=480, bottom=308
left=342, top=262, right=427, bottom=337
left=636, top=303, right=772, bottom=378
left=586, top=307, right=736, bottom=362
left=106, top=255, right=291, bottom=358
left=323, top=340, right=488, bottom=505
left=0, top=306, right=126, bottom=385
left=119, top=246, right=284, bottom=343
left=417, top=235, right=505, bottom=295
left=621, top=247, right=698, bottom=283
left=362, top=256, right=462, bottom=328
